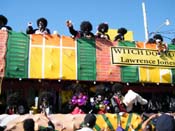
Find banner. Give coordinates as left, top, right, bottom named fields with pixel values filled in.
left=111, top=46, right=175, bottom=68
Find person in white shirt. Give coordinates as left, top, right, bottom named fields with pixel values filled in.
left=26, top=17, right=50, bottom=34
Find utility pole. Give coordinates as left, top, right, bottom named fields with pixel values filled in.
left=142, top=1, right=149, bottom=43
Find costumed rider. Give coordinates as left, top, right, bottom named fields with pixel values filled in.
left=0, top=15, right=12, bottom=31
left=110, top=83, right=126, bottom=113
left=110, top=83, right=148, bottom=113
left=38, top=91, right=54, bottom=115
left=114, top=27, right=127, bottom=41
left=153, top=34, right=168, bottom=55
left=95, top=22, right=110, bottom=40
left=69, top=84, right=90, bottom=114
left=26, top=17, right=51, bottom=34
left=90, top=84, right=112, bottom=114
left=66, top=20, right=94, bottom=39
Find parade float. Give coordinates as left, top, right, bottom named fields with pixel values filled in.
left=0, top=30, right=175, bottom=131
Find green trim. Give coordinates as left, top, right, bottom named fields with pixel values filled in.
left=125, top=114, right=133, bottom=131
left=102, top=114, right=114, bottom=130
left=134, top=123, right=142, bottom=131
left=117, top=113, right=121, bottom=125
left=94, top=124, right=101, bottom=131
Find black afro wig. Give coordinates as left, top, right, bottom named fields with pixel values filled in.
left=98, top=23, right=109, bottom=33
left=118, top=27, right=127, bottom=35
left=80, top=21, right=93, bottom=32
left=153, top=34, right=163, bottom=42
left=0, top=15, right=8, bottom=25
left=111, top=83, right=124, bottom=93
left=38, top=91, right=54, bottom=106
left=37, top=17, right=48, bottom=27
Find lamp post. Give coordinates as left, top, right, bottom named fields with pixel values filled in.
left=142, top=1, right=170, bottom=41
left=148, top=19, right=171, bottom=38
left=155, top=19, right=170, bottom=33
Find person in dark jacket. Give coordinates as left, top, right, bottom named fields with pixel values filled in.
left=66, top=20, right=94, bottom=39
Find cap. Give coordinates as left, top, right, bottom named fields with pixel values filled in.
left=156, top=114, right=175, bottom=131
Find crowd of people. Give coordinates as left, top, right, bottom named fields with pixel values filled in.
left=0, top=82, right=175, bottom=131
left=1, top=14, right=175, bottom=45
left=1, top=14, right=175, bottom=130
left=1, top=112, right=175, bottom=131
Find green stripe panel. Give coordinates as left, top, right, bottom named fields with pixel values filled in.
left=118, top=40, right=136, bottom=47
left=168, top=44, right=175, bottom=83
left=168, top=44, right=175, bottom=50
left=118, top=41, right=139, bottom=83
left=77, top=38, right=96, bottom=81
left=5, top=31, right=29, bottom=78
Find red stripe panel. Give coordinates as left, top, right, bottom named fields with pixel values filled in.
left=96, top=38, right=121, bottom=82
left=0, top=31, right=8, bottom=77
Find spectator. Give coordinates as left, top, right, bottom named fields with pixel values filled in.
left=26, top=17, right=50, bottom=34
left=23, top=118, right=35, bottom=131
left=156, top=114, right=175, bottom=131
left=0, top=15, right=12, bottom=31
left=77, top=113, right=96, bottom=131
left=141, top=113, right=157, bottom=131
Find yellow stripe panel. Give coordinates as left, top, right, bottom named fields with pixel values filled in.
left=44, top=35, right=60, bottom=78
left=137, top=42, right=171, bottom=83
left=140, top=67, right=161, bottom=83
left=29, top=35, right=77, bottom=79
left=30, top=35, right=43, bottom=78
left=130, top=114, right=142, bottom=131
left=95, top=114, right=118, bottom=129
left=62, top=36, right=76, bottom=80
left=160, top=69, right=171, bottom=83
left=139, top=67, right=148, bottom=82
left=30, top=47, right=42, bottom=78
left=95, top=113, right=142, bottom=131
left=29, top=34, right=61, bottom=79
left=149, top=68, right=161, bottom=83
left=44, top=48, right=60, bottom=78
left=62, top=49, right=76, bottom=79
left=140, top=67, right=171, bottom=83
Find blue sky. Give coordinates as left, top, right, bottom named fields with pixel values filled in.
left=1, top=0, right=175, bottom=43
